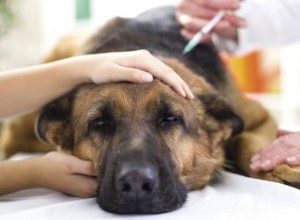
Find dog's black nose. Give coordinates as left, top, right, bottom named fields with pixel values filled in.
left=115, top=163, right=159, bottom=200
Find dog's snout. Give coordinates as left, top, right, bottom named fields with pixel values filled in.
left=98, top=153, right=187, bottom=214
left=115, top=164, right=159, bottom=200
left=98, top=146, right=187, bottom=214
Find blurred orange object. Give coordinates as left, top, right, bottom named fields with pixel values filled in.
left=222, top=51, right=280, bottom=93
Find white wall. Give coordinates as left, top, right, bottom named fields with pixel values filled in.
left=279, top=42, right=300, bottom=125
left=0, top=0, right=75, bottom=70
left=0, top=0, right=178, bottom=71
left=0, top=0, right=42, bottom=70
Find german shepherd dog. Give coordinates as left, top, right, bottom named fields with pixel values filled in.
left=1, top=6, right=299, bottom=214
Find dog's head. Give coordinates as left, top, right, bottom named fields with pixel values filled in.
left=36, top=58, right=243, bottom=214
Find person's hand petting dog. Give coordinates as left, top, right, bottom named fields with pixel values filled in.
left=251, top=130, right=300, bottom=172
left=0, top=50, right=193, bottom=119
left=74, top=50, right=194, bottom=99
left=0, top=49, right=193, bottom=197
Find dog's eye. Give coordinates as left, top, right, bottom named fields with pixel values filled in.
left=160, top=115, right=179, bottom=127
left=90, top=117, right=108, bottom=130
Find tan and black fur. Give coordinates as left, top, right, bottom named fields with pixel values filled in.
left=1, top=6, right=300, bottom=214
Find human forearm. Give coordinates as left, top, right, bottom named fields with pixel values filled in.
left=0, top=58, right=86, bottom=119
left=0, top=51, right=193, bottom=119
left=0, top=158, right=41, bottom=195
left=0, top=153, right=97, bottom=197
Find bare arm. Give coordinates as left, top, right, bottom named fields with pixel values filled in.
left=0, top=158, right=39, bottom=195
left=0, top=152, right=97, bottom=197
left=0, top=50, right=193, bottom=119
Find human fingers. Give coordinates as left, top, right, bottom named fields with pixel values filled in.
left=39, top=152, right=97, bottom=197
left=179, top=13, right=245, bottom=42
left=177, top=0, right=217, bottom=20
left=116, top=66, right=193, bottom=99
left=250, top=132, right=300, bottom=171
left=250, top=148, right=287, bottom=172
left=283, top=133, right=300, bottom=166
left=46, top=152, right=96, bottom=176
left=69, top=158, right=96, bottom=176
left=180, top=16, right=231, bottom=34
left=201, top=0, right=240, bottom=10
left=286, top=153, right=300, bottom=166
left=178, top=0, right=240, bottom=16
left=277, top=129, right=292, bottom=137
left=177, top=0, right=241, bottom=30
left=252, top=132, right=300, bottom=163
left=251, top=147, right=300, bottom=172
left=63, top=175, right=97, bottom=198
left=250, top=140, right=289, bottom=172
left=95, top=64, right=154, bottom=84
left=251, top=140, right=281, bottom=163
left=144, top=54, right=194, bottom=99
left=223, top=13, right=247, bottom=28
left=117, top=50, right=194, bottom=99
left=181, top=28, right=213, bottom=42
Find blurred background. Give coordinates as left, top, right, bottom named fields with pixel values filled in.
left=1, top=0, right=300, bottom=129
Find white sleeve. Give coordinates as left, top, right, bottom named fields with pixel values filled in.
left=213, top=0, right=300, bottom=55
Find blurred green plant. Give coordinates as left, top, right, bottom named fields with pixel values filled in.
left=0, top=0, right=14, bottom=36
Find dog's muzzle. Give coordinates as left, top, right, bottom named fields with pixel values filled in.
left=96, top=145, right=187, bottom=214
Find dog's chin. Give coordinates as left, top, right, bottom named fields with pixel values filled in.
left=96, top=180, right=187, bottom=214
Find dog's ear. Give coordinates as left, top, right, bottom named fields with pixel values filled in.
left=35, top=94, right=74, bottom=150
left=198, top=93, right=244, bottom=136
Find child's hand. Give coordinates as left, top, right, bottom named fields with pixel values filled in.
left=0, top=50, right=193, bottom=119
left=70, top=50, right=194, bottom=99
left=36, top=152, right=97, bottom=198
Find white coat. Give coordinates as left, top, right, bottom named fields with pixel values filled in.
left=213, top=0, right=300, bottom=55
